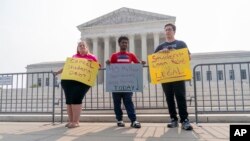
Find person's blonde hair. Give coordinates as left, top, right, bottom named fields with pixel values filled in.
left=77, top=40, right=89, bottom=54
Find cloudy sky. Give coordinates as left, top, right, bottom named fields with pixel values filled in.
left=0, top=0, right=249, bottom=73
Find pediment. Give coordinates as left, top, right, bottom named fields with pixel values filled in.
left=78, top=7, right=175, bottom=28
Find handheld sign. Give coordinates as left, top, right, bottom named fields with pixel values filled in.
left=61, top=57, right=99, bottom=86
left=106, top=64, right=143, bottom=92
left=0, top=76, right=13, bottom=85
left=148, top=48, right=192, bottom=84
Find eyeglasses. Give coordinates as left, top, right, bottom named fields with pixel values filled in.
left=165, top=28, right=173, bottom=31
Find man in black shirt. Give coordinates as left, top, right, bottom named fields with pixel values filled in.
left=154, top=23, right=193, bottom=130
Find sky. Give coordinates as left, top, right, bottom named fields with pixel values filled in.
left=0, top=0, right=250, bottom=73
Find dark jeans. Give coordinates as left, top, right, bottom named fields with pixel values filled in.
left=162, top=81, right=188, bottom=123
left=112, top=92, right=136, bottom=122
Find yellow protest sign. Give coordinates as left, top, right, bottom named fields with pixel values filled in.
left=61, top=57, right=99, bottom=86
left=148, top=48, right=192, bottom=84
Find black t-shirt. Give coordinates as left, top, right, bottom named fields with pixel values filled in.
left=154, top=40, right=189, bottom=53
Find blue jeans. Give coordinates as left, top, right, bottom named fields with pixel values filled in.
left=112, top=92, right=136, bottom=122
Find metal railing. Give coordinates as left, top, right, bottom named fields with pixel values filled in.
left=58, top=67, right=169, bottom=122
left=0, top=72, right=56, bottom=122
left=58, top=66, right=170, bottom=109
left=0, top=68, right=169, bottom=123
left=193, top=62, right=250, bottom=123
left=2, top=62, right=250, bottom=123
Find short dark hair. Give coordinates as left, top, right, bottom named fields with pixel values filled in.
left=164, top=23, right=176, bottom=32
left=118, top=36, right=129, bottom=43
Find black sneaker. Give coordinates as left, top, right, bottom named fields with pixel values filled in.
left=117, top=121, right=125, bottom=127
left=131, top=121, right=141, bottom=128
left=181, top=119, right=193, bottom=130
left=167, top=119, right=178, bottom=128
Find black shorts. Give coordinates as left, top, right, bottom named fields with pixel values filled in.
left=61, top=80, right=90, bottom=104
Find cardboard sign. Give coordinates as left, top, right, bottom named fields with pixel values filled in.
left=148, top=48, right=192, bottom=84
left=106, top=64, right=143, bottom=92
left=61, top=57, right=99, bottom=86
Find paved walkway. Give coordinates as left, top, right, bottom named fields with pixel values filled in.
left=0, top=122, right=230, bottom=141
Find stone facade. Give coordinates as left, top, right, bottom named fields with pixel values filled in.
left=77, top=7, right=175, bottom=68
left=26, top=7, right=250, bottom=88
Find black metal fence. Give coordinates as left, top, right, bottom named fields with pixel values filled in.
left=58, top=67, right=168, bottom=122
left=0, top=72, right=56, bottom=122
left=193, top=62, right=250, bottom=123
left=1, top=62, right=250, bottom=123
left=0, top=68, right=169, bottom=123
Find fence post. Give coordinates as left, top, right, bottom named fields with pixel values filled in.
left=52, top=72, right=55, bottom=124
left=193, top=65, right=199, bottom=124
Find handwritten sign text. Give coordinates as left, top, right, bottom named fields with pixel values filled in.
left=106, top=64, right=143, bottom=92
left=61, top=57, right=99, bottom=86
left=148, top=48, right=192, bottom=84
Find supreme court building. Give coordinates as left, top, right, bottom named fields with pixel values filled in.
left=26, top=7, right=250, bottom=88
left=77, top=7, right=174, bottom=68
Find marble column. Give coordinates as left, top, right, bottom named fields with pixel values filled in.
left=115, top=36, right=120, bottom=52
left=129, top=34, right=135, bottom=53
left=103, top=36, right=110, bottom=85
left=141, top=33, right=147, bottom=63
left=92, top=37, right=98, bottom=57
left=141, top=33, right=148, bottom=84
left=104, top=36, right=110, bottom=67
left=153, top=32, right=160, bottom=50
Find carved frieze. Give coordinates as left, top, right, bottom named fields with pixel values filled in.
left=78, top=7, right=175, bottom=28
